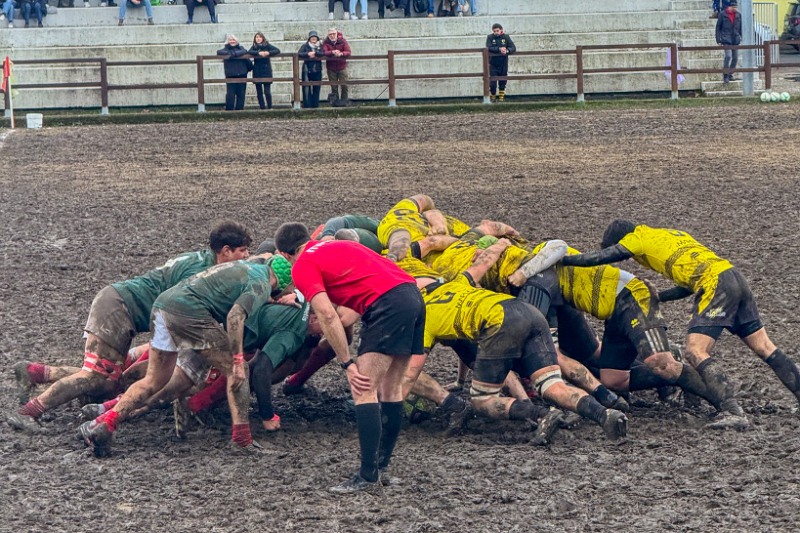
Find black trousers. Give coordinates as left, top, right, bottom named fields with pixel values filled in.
left=255, top=83, right=272, bottom=109
left=490, top=62, right=509, bottom=93
left=302, top=66, right=323, bottom=108
left=185, top=0, right=216, bottom=21
left=225, top=76, right=247, bottom=110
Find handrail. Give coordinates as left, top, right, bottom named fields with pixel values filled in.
left=3, top=39, right=800, bottom=115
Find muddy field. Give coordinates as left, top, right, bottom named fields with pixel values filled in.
left=1, top=104, right=800, bottom=533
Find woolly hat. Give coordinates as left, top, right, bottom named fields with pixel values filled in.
left=265, top=255, right=293, bottom=291
left=308, top=30, right=319, bottom=40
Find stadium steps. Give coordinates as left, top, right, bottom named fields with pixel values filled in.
left=702, top=79, right=765, bottom=96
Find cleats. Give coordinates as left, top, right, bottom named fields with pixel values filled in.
left=378, top=468, right=401, bottom=486
left=12, top=361, right=34, bottom=404
left=601, top=409, right=628, bottom=440
left=530, top=408, right=565, bottom=446
left=78, top=419, right=114, bottom=458
left=7, top=413, right=42, bottom=433
left=329, top=474, right=379, bottom=494
left=81, top=403, right=106, bottom=420
left=706, top=412, right=750, bottom=431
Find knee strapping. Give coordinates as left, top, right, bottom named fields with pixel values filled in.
left=533, top=369, right=563, bottom=396
left=470, top=381, right=503, bottom=398
left=82, top=352, right=123, bottom=382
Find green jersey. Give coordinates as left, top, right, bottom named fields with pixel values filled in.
left=112, top=249, right=217, bottom=333
left=320, top=215, right=383, bottom=253
left=154, top=260, right=273, bottom=324
left=243, top=302, right=310, bottom=367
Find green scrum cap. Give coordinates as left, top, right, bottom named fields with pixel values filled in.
left=266, top=255, right=293, bottom=291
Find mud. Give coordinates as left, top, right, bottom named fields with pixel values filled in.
left=1, top=105, right=800, bottom=532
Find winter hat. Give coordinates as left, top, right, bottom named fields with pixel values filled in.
left=308, top=30, right=319, bottom=40
left=265, top=255, right=293, bottom=291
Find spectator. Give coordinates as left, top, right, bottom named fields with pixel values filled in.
left=457, top=0, right=476, bottom=16
left=217, top=34, right=253, bottom=111
left=56, top=0, right=74, bottom=7
left=438, top=0, right=458, bottom=16
left=249, top=32, right=280, bottom=110
left=299, top=30, right=325, bottom=108
left=1, top=0, right=16, bottom=27
left=716, top=0, right=741, bottom=83
left=21, top=0, right=46, bottom=27
left=118, top=0, right=154, bottom=25
left=386, top=0, right=412, bottom=18
left=323, top=27, right=352, bottom=106
left=486, top=22, right=516, bottom=102
left=349, top=0, right=368, bottom=19
left=710, top=0, right=731, bottom=18
left=328, top=0, right=345, bottom=19
left=185, top=0, right=216, bottom=24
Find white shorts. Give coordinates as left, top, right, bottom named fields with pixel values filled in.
left=151, top=310, right=179, bottom=352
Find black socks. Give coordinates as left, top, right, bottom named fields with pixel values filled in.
left=576, top=395, right=606, bottom=424
left=355, top=403, right=382, bottom=482
left=765, top=349, right=800, bottom=400
left=377, top=401, right=403, bottom=471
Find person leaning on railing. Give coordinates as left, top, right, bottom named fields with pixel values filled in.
left=217, top=33, right=254, bottom=111
left=249, top=32, right=280, bottom=110
left=298, top=30, right=325, bottom=109
left=323, top=27, right=352, bottom=106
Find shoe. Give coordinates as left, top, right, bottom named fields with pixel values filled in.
left=600, top=409, right=628, bottom=440
left=727, top=76, right=739, bottom=82
left=706, top=412, right=750, bottom=431
left=7, top=413, right=42, bottom=433
left=328, top=12, right=334, bottom=19
left=457, top=11, right=462, bottom=16
left=25, top=21, right=29, bottom=27
left=329, top=473, right=379, bottom=494
left=12, top=361, right=34, bottom=405
left=657, top=385, right=682, bottom=407
left=210, top=15, right=216, bottom=23
left=720, top=398, right=744, bottom=417
left=378, top=468, right=401, bottom=486
left=327, top=92, right=337, bottom=104
left=81, top=403, right=106, bottom=420
left=0, top=14, right=5, bottom=21
left=186, top=19, right=192, bottom=23
left=78, top=419, right=114, bottom=458
left=361, top=14, right=367, bottom=19
left=84, top=1, right=90, bottom=6
left=282, top=377, right=306, bottom=395
left=7, top=22, right=12, bottom=27
left=38, top=21, right=43, bottom=27
left=530, top=408, right=565, bottom=446
left=100, top=1, right=106, bottom=6
left=229, top=439, right=267, bottom=455
left=444, top=402, right=473, bottom=435
left=489, top=94, right=496, bottom=103
left=118, top=19, right=123, bottom=25
left=173, top=398, right=191, bottom=440
left=559, top=411, right=583, bottom=429
left=108, top=1, right=117, bottom=5
left=343, top=11, right=350, bottom=19
left=427, top=12, right=433, bottom=17
left=147, top=17, right=154, bottom=24
left=609, top=395, right=630, bottom=412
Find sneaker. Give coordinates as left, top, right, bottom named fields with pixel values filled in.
left=426, top=12, right=433, bottom=17
left=25, top=21, right=29, bottom=27
left=529, top=408, right=565, bottom=446
left=559, top=411, right=583, bottom=429
left=343, top=11, right=350, bottom=19
left=147, top=17, right=154, bottom=24
left=657, top=385, right=682, bottom=407
left=118, top=19, right=123, bottom=25
left=361, top=14, right=367, bottom=19
left=81, top=403, right=106, bottom=420
left=210, top=15, right=217, bottom=23
left=84, top=1, right=90, bottom=6
left=282, top=377, right=306, bottom=395
left=386, top=1, right=394, bottom=10
left=37, top=21, right=43, bottom=27
left=328, top=12, right=334, bottom=19
left=0, top=14, right=5, bottom=21
left=78, top=419, right=114, bottom=458
left=706, top=412, right=750, bottom=431
left=100, top=1, right=106, bottom=6
left=720, top=398, right=744, bottom=417
left=186, top=19, right=192, bottom=23
left=173, top=398, right=191, bottom=440
left=12, top=361, right=34, bottom=405
left=457, top=11, right=462, bottom=16
left=108, top=1, right=117, bottom=5
left=329, top=474, right=379, bottom=494
left=8, top=22, right=12, bottom=27
left=600, top=409, right=628, bottom=440
left=378, top=468, right=401, bottom=486
left=7, top=413, right=42, bottom=433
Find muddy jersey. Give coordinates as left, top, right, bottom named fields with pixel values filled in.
left=537, top=243, right=648, bottom=320
left=431, top=231, right=531, bottom=294
left=112, top=249, right=217, bottom=333
left=243, top=302, right=310, bottom=368
left=397, top=256, right=443, bottom=280
left=153, top=260, right=273, bottom=324
left=292, top=239, right=414, bottom=315
left=319, top=215, right=383, bottom=253
left=422, top=274, right=513, bottom=351
left=618, top=226, right=733, bottom=293
left=376, top=198, right=471, bottom=253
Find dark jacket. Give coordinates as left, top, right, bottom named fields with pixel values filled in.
left=248, top=42, right=281, bottom=78
left=716, top=7, right=742, bottom=45
left=217, top=43, right=253, bottom=78
left=322, top=32, right=351, bottom=72
left=298, top=40, right=325, bottom=75
left=486, top=32, right=516, bottom=67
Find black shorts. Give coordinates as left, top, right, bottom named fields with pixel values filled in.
left=358, top=282, right=425, bottom=357
left=441, top=339, right=479, bottom=368
left=688, top=268, right=763, bottom=340
left=480, top=299, right=551, bottom=359
left=554, top=304, right=600, bottom=364
left=599, top=287, right=669, bottom=371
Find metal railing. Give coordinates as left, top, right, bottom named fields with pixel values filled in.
left=3, top=40, right=800, bottom=115
left=753, top=2, right=780, bottom=66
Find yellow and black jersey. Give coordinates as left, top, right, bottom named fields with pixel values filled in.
left=618, top=226, right=733, bottom=293
left=376, top=198, right=471, bottom=249
left=396, top=256, right=443, bottom=281
left=535, top=243, right=643, bottom=320
left=422, top=274, right=513, bottom=351
left=431, top=238, right=532, bottom=294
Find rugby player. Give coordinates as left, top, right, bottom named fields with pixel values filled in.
left=8, top=221, right=252, bottom=432
left=275, top=222, right=425, bottom=493
left=311, top=214, right=383, bottom=253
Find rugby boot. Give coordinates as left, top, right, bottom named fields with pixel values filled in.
left=329, top=473, right=379, bottom=494
left=378, top=468, right=402, bottom=486
left=172, top=398, right=191, bottom=440
left=529, top=408, right=565, bottom=446
left=7, top=413, right=42, bottom=433
left=228, top=439, right=267, bottom=455
left=559, top=411, right=583, bottom=429
left=81, top=403, right=106, bottom=420
left=600, top=409, right=628, bottom=440
left=78, top=419, right=114, bottom=458
left=705, top=412, right=750, bottom=431
left=12, top=361, right=34, bottom=404
left=282, top=376, right=307, bottom=396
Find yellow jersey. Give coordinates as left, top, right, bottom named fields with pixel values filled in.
left=376, top=198, right=471, bottom=249
left=618, top=226, right=733, bottom=293
left=431, top=236, right=532, bottom=294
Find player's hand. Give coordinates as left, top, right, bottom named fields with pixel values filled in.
left=231, top=362, right=247, bottom=391
left=508, top=270, right=527, bottom=287
left=496, top=238, right=512, bottom=248
left=277, top=292, right=300, bottom=307
left=346, top=364, right=371, bottom=396
left=262, top=415, right=281, bottom=431
left=444, top=381, right=464, bottom=392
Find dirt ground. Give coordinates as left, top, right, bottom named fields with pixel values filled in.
left=1, top=104, right=800, bottom=533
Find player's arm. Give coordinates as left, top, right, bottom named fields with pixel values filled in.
left=386, top=229, right=412, bottom=262
left=508, top=239, right=568, bottom=287
left=465, top=238, right=512, bottom=283
left=409, top=194, right=436, bottom=212
left=423, top=209, right=448, bottom=235
left=415, top=234, right=458, bottom=259
left=226, top=304, right=249, bottom=391
left=658, top=286, right=694, bottom=302
left=472, top=219, right=520, bottom=238
left=560, top=244, right=633, bottom=267
left=309, top=291, right=370, bottom=395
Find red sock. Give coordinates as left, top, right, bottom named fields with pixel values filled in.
left=231, top=423, right=253, bottom=447
left=27, top=363, right=49, bottom=384
left=287, top=345, right=336, bottom=386
left=18, top=398, right=46, bottom=418
left=98, top=410, right=119, bottom=432
left=102, top=396, right=121, bottom=412
left=187, top=376, right=227, bottom=414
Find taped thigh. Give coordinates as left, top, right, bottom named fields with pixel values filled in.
left=82, top=352, right=123, bottom=382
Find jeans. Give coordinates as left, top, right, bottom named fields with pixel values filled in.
left=225, top=75, right=247, bottom=110
left=23, top=1, right=44, bottom=24
left=185, top=0, right=215, bottom=22
left=1, top=0, right=14, bottom=22
left=119, top=0, right=153, bottom=20
left=723, top=47, right=738, bottom=79
left=349, top=0, right=366, bottom=16
left=457, top=0, right=475, bottom=14
left=327, top=68, right=349, bottom=101
left=302, top=65, right=322, bottom=108
left=427, top=0, right=434, bottom=13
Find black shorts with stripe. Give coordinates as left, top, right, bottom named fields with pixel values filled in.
left=688, top=268, right=763, bottom=339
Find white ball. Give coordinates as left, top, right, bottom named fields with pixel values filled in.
left=760, top=92, right=770, bottom=102
left=770, top=92, right=780, bottom=102
left=780, top=92, right=791, bottom=102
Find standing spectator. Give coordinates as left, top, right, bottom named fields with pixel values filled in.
left=457, top=0, right=476, bottom=16
left=386, top=0, right=412, bottom=18
left=21, top=0, right=46, bottom=26
left=56, top=0, right=74, bottom=7
left=349, top=0, right=369, bottom=19
left=486, top=23, right=516, bottom=102
left=1, top=0, right=16, bottom=27
left=217, top=34, right=253, bottom=111
left=118, top=0, right=154, bottom=26
left=249, top=32, right=280, bottom=110
left=323, top=27, right=352, bottom=106
left=185, top=0, right=216, bottom=24
left=299, top=30, right=325, bottom=109
left=716, top=0, right=741, bottom=83
left=328, top=0, right=345, bottom=19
